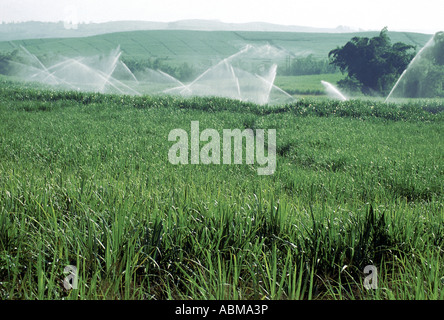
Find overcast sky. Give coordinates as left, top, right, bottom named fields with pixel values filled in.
left=0, top=0, right=442, bottom=34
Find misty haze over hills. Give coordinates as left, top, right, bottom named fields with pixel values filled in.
left=0, top=19, right=374, bottom=41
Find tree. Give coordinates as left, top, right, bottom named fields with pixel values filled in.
left=328, top=27, right=416, bottom=95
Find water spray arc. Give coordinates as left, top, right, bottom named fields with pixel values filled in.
left=385, top=36, right=435, bottom=102
left=321, top=81, right=347, bottom=101
left=9, top=44, right=295, bottom=105
left=385, top=31, right=443, bottom=102
left=164, top=45, right=294, bottom=105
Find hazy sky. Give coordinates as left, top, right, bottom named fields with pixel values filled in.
left=0, top=0, right=442, bottom=34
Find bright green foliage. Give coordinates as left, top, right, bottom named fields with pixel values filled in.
left=0, top=79, right=443, bottom=300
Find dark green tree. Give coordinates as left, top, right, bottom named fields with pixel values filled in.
left=328, top=27, right=416, bottom=95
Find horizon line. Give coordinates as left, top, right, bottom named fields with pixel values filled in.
left=0, top=19, right=437, bottom=35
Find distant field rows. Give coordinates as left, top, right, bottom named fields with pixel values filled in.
left=0, top=30, right=432, bottom=65
left=275, top=74, right=347, bottom=95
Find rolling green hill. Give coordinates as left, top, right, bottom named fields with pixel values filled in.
left=0, top=29, right=432, bottom=67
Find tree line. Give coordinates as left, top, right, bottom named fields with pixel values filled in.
left=279, top=55, right=338, bottom=76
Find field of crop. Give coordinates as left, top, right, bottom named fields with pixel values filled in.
left=275, top=73, right=347, bottom=96
left=0, top=76, right=443, bottom=300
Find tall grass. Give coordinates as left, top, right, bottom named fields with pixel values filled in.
left=0, top=80, right=442, bottom=300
